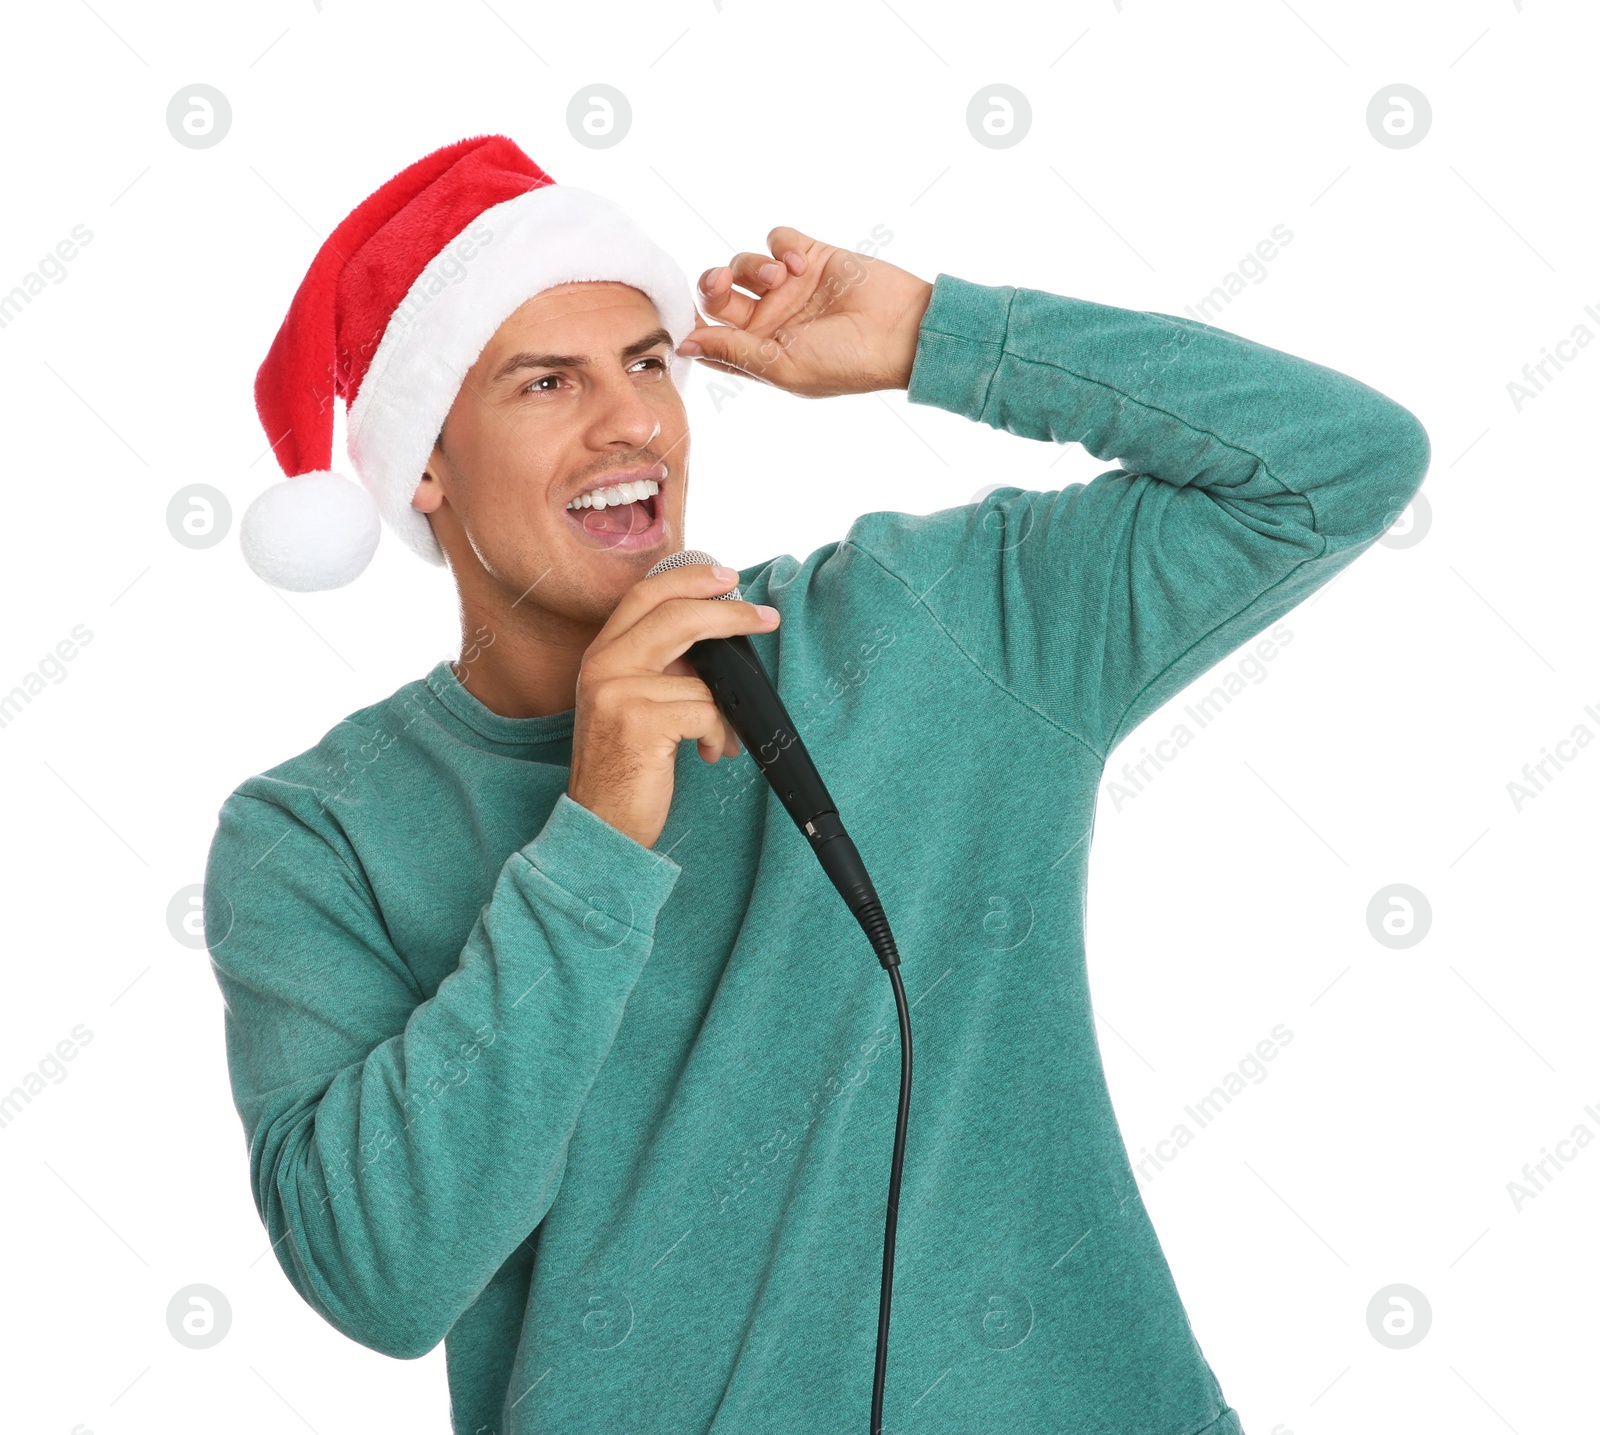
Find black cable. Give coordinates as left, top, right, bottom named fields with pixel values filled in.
left=872, top=959, right=912, bottom=1435
left=853, top=898, right=911, bottom=1435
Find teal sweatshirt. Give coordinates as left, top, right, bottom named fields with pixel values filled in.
left=204, top=274, right=1429, bottom=1435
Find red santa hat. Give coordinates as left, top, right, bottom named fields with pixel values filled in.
left=245, top=133, right=698, bottom=591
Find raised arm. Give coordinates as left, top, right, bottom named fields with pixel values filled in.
left=203, top=787, right=680, bottom=1359
left=847, top=274, right=1432, bottom=758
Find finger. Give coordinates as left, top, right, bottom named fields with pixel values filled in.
left=649, top=694, right=733, bottom=756
left=727, top=250, right=791, bottom=295
left=618, top=591, right=780, bottom=676
left=659, top=654, right=747, bottom=764
left=640, top=663, right=741, bottom=763
left=766, top=226, right=815, bottom=274
left=697, top=266, right=758, bottom=330
left=597, top=671, right=721, bottom=711
left=677, top=320, right=787, bottom=378
left=697, top=706, right=740, bottom=764
left=589, top=562, right=742, bottom=658
left=661, top=653, right=745, bottom=760
left=585, top=673, right=733, bottom=764
left=696, top=249, right=794, bottom=322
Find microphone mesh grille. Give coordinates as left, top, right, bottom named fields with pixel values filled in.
left=644, top=548, right=742, bottom=600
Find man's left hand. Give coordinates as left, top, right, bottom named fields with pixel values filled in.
left=678, top=227, right=934, bottom=398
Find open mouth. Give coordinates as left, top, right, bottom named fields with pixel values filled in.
left=563, top=473, right=667, bottom=552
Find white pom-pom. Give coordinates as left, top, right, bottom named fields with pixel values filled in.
left=239, top=471, right=382, bottom=592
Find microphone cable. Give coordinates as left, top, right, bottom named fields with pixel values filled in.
left=868, top=921, right=912, bottom=1435
left=645, top=549, right=913, bottom=1434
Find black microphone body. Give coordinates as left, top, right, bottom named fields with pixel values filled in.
left=682, top=630, right=880, bottom=922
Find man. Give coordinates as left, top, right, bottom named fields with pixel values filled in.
left=206, top=133, right=1429, bottom=1435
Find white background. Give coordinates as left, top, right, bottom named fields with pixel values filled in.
left=0, top=0, right=1593, bottom=1431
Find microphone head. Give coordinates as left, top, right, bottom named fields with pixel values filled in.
left=644, top=547, right=742, bottom=600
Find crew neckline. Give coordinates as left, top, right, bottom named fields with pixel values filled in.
left=422, top=660, right=576, bottom=745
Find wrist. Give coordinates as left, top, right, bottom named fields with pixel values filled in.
left=885, top=280, right=935, bottom=389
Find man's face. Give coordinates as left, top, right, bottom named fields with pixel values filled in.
left=412, top=280, right=689, bottom=628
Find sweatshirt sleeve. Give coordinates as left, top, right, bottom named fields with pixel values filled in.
left=847, top=273, right=1432, bottom=760
left=203, top=788, right=681, bottom=1361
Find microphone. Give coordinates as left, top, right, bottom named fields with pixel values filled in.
left=644, top=548, right=897, bottom=970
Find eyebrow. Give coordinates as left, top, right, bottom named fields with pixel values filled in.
left=492, top=327, right=675, bottom=385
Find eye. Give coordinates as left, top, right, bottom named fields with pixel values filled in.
left=522, top=374, right=563, bottom=395
left=632, top=355, right=668, bottom=374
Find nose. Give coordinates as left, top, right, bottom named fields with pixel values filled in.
left=585, top=362, right=667, bottom=452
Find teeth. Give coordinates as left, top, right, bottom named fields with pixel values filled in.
left=567, top=477, right=660, bottom=511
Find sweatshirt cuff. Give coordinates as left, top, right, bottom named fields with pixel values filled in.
left=906, top=273, right=1016, bottom=423
left=515, top=792, right=682, bottom=941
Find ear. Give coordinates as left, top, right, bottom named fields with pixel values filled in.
left=412, top=470, right=443, bottom=514
left=414, top=426, right=450, bottom=513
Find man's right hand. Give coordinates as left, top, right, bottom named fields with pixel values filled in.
left=567, top=562, right=781, bottom=851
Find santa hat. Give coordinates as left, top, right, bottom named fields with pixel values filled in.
left=244, top=133, right=698, bottom=591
